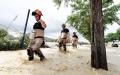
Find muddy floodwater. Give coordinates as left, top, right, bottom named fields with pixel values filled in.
left=0, top=42, right=120, bottom=75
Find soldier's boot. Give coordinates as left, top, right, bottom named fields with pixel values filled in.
left=63, top=45, right=67, bottom=52
left=27, top=48, right=34, bottom=61
left=34, top=49, right=45, bottom=61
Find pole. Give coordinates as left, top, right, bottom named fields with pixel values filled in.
left=20, top=9, right=30, bottom=48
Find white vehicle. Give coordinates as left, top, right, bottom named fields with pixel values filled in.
left=112, top=40, right=119, bottom=47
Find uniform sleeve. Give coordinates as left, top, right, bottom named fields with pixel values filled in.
left=39, top=19, right=46, bottom=29
left=75, top=35, right=78, bottom=38
left=67, top=29, right=69, bottom=32
left=76, top=35, right=78, bottom=38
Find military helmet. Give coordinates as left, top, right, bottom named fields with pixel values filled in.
left=32, top=9, right=43, bottom=16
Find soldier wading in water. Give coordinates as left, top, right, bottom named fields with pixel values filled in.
left=27, top=9, right=46, bottom=61
left=72, top=32, right=78, bottom=48
left=59, top=24, right=70, bottom=52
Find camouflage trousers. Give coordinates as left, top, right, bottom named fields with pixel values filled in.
left=59, top=38, right=67, bottom=51
left=27, top=38, right=45, bottom=61
left=72, top=40, right=78, bottom=48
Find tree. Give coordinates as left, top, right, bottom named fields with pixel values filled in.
left=0, top=28, right=27, bottom=50
left=116, top=28, right=120, bottom=40
left=90, top=0, right=108, bottom=70
left=0, top=28, right=8, bottom=38
left=68, top=0, right=120, bottom=41
left=53, top=0, right=114, bottom=70
left=53, top=0, right=120, bottom=41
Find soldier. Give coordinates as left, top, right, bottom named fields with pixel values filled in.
left=72, top=32, right=78, bottom=48
left=27, top=9, right=46, bottom=61
left=59, top=24, right=70, bottom=52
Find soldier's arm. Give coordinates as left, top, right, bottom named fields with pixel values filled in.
left=39, top=19, right=47, bottom=29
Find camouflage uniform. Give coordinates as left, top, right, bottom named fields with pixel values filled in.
left=59, top=28, right=69, bottom=51
left=72, top=33, right=78, bottom=48
left=27, top=19, right=46, bottom=61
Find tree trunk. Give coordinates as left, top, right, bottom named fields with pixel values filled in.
left=90, top=0, right=108, bottom=70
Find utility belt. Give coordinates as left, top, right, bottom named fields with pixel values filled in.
left=61, top=38, right=67, bottom=39
left=34, top=36, right=44, bottom=39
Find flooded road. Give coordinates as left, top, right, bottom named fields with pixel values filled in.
left=0, top=42, right=120, bottom=75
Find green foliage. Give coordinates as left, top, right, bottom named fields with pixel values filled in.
left=67, top=0, right=91, bottom=41
left=53, top=0, right=62, bottom=7
left=0, top=28, right=8, bottom=38
left=53, top=0, right=74, bottom=7
left=116, top=28, right=120, bottom=40
left=0, top=39, right=20, bottom=50
left=53, top=0, right=120, bottom=41
left=22, top=36, right=29, bottom=48
left=105, top=33, right=117, bottom=42
left=105, top=28, right=120, bottom=42
left=0, top=28, right=29, bottom=51
left=5, top=34, right=15, bottom=40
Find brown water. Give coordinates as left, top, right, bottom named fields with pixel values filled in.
left=0, top=42, right=120, bottom=75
